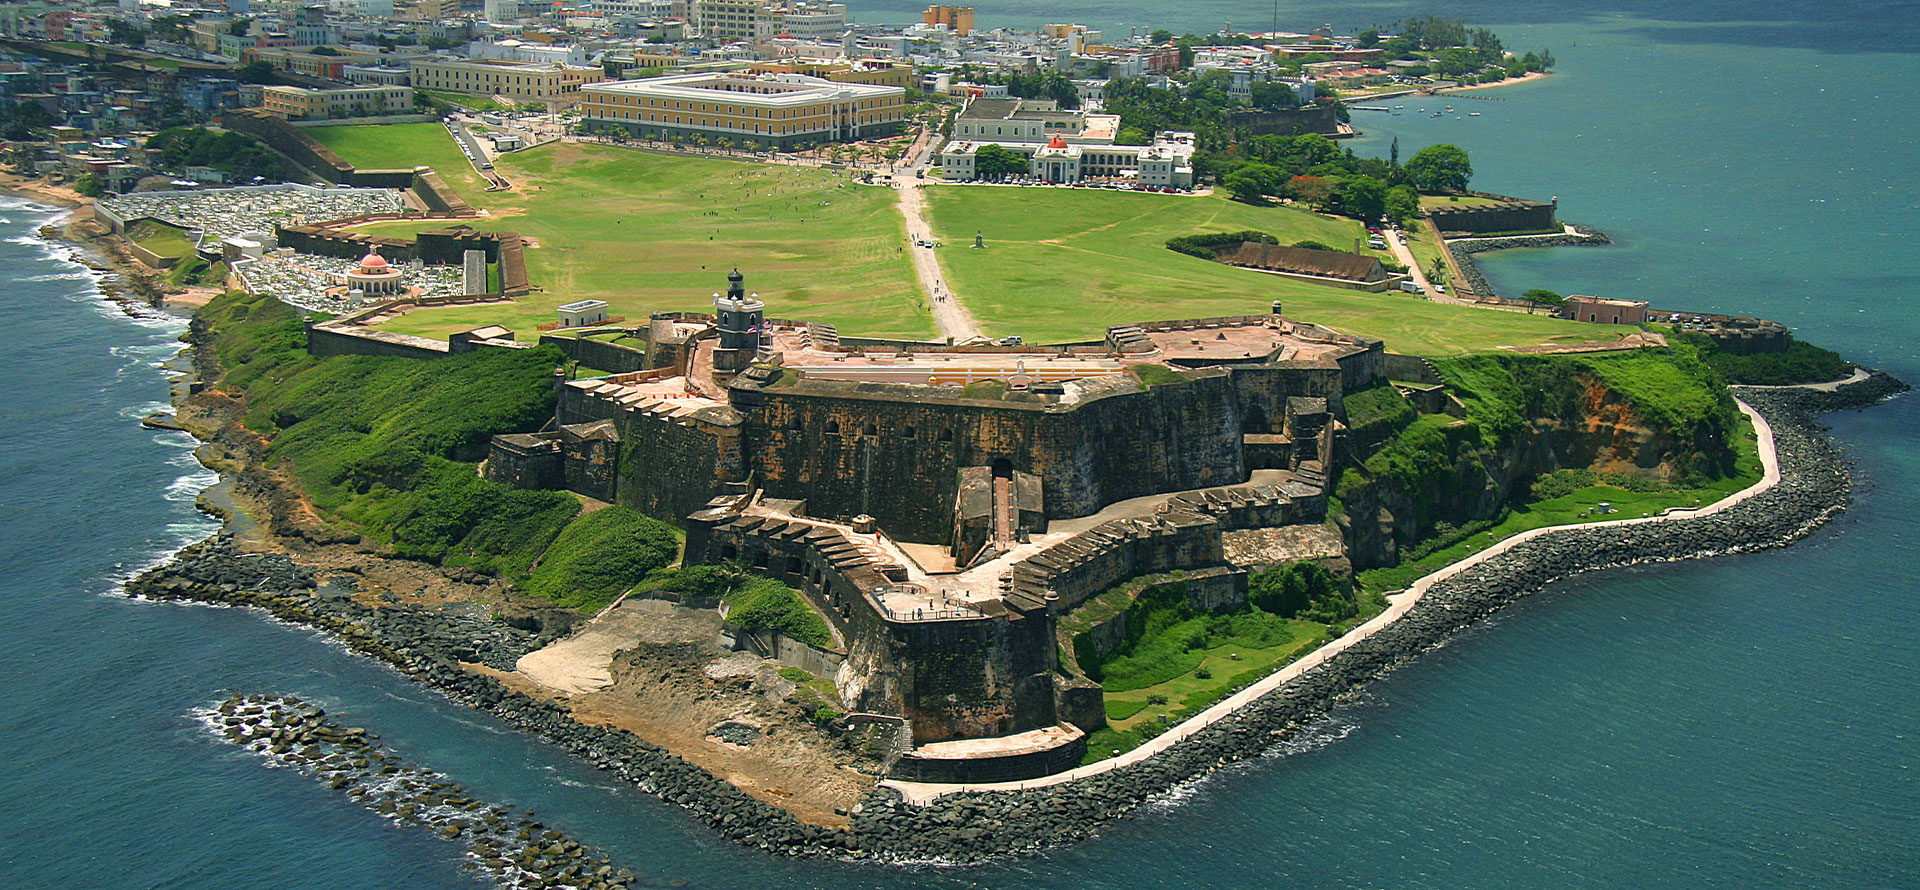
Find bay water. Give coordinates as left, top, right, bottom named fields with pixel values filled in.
left=2, top=1, right=1914, bottom=886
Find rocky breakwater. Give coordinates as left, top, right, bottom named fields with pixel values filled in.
left=844, top=372, right=1905, bottom=862
left=202, top=693, right=636, bottom=889
left=130, top=537, right=858, bottom=858
left=1445, top=226, right=1610, bottom=300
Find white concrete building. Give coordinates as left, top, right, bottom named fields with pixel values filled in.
left=939, top=98, right=1194, bottom=187
left=557, top=299, right=610, bottom=327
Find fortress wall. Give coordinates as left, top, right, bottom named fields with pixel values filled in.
left=1041, top=372, right=1246, bottom=519
left=1230, top=361, right=1344, bottom=433
left=742, top=373, right=1246, bottom=543
left=276, top=224, right=418, bottom=262
left=409, top=170, right=473, bottom=215
left=1225, top=103, right=1342, bottom=136
left=612, top=409, right=740, bottom=523
left=539, top=334, right=651, bottom=374
left=220, top=109, right=357, bottom=183
left=688, top=513, right=1058, bottom=744
left=1383, top=353, right=1444, bottom=385
left=1428, top=200, right=1557, bottom=234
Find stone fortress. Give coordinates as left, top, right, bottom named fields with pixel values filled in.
left=487, top=270, right=1392, bottom=782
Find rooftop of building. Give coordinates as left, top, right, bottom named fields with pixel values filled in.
left=584, top=71, right=903, bottom=103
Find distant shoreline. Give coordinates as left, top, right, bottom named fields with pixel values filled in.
left=1434, top=69, right=1554, bottom=93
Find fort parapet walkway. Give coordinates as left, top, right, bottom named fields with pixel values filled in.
left=880, top=397, right=1782, bottom=804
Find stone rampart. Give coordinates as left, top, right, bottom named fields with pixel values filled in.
left=1427, top=194, right=1557, bottom=234
left=735, top=369, right=1245, bottom=543
left=410, top=170, right=473, bottom=216
left=1226, top=103, right=1341, bottom=136
left=220, top=109, right=356, bottom=183
left=540, top=334, right=651, bottom=374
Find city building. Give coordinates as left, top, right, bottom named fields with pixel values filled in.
left=409, top=58, right=608, bottom=107
left=920, top=5, right=973, bottom=35
left=243, top=45, right=383, bottom=79
left=940, top=98, right=1194, bottom=187
left=581, top=71, right=906, bottom=148
left=260, top=83, right=415, bottom=119
left=692, top=0, right=843, bottom=42
left=745, top=57, right=913, bottom=89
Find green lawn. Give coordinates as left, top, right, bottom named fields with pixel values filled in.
left=1097, top=621, right=1324, bottom=731
left=421, top=89, right=514, bottom=113
left=1421, top=194, right=1502, bottom=208
left=125, top=218, right=196, bottom=258
left=306, top=121, right=490, bottom=199
left=328, top=137, right=931, bottom=340
left=1356, top=415, right=1766, bottom=592
left=922, top=186, right=1612, bottom=354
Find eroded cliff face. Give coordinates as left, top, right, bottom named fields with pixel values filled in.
left=1340, top=373, right=1726, bottom=570
left=1544, top=378, right=1686, bottom=479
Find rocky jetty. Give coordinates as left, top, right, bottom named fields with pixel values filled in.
left=140, top=373, right=1903, bottom=863
left=203, top=693, right=636, bottom=889
left=1445, top=226, right=1610, bottom=300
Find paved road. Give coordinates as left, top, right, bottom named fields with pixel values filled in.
left=1386, top=226, right=1458, bottom=303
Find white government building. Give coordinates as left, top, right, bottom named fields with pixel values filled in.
left=938, top=97, right=1196, bottom=188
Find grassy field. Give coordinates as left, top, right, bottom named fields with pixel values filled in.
left=317, top=132, right=931, bottom=339
left=125, top=219, right=196, bottom=258
left=1421, top=194, right=1502, bottom=208
left=421, top=90, right=515, bottom=113
left=1097, top=621, right=1324, bottom=731
left=306, top=121, right=492, bottom=202
left=922, top=186, right=1613, bottom=354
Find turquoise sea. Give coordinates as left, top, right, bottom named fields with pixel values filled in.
left=1, top=2, right=1914, bottom=886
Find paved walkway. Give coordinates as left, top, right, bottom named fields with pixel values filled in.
left=894, top=179, right=983, bottom=343
left=881, top=398, right=1782, bottom=804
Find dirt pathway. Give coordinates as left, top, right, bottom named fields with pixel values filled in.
left=894, top=180, right=984, bottom=342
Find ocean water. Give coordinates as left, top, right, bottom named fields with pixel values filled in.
left=2, top=2, right=1916, bottom=886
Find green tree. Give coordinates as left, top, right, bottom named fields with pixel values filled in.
left=1286, top=174, right=1333, bottom=210
left=72, top=173, right=103, bottom=197
left=1385, top=185, right=1420, bottom=226
left=1221, top=163, right=1285, bottom=204
left=1150, top=28, right=1174, bottom=44
left=236, top=60, right=277, bottom=84
left=228, top=17, right=253, bottom=36
left=1335, top=174, right=1388, bottom=221
left=1521, top=289, right=1565, bottom=314
left=973, top=143, right=1027, bottom=179
left=1249, top=81, right=1296, bottom=111
left=1405, top=143, right=1473, bottom=192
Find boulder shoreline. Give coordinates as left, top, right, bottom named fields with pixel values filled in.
left=127, top=368, right=1905, bottom=863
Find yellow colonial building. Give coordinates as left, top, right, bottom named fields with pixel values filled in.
left=580, top=72, right=906, bottom=149
left=410, top=59, right=608, bottom=108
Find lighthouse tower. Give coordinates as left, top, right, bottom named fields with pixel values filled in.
left=712, top=268, right=765, bottom=373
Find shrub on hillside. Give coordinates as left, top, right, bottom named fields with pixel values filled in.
left=521, top=507, right=679, bottom=611
left=193, top=290, right=576, bottom=574
left=1165, top=229, right=1278, bottom=259
left=638, top=564, right=832, bottom=647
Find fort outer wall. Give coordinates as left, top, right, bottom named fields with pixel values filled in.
left=682, top=508, right=1064, bottom=751
left=727, top=369, right=1248, bottom=544
left=1427, top=195, right=1558, bottom=235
